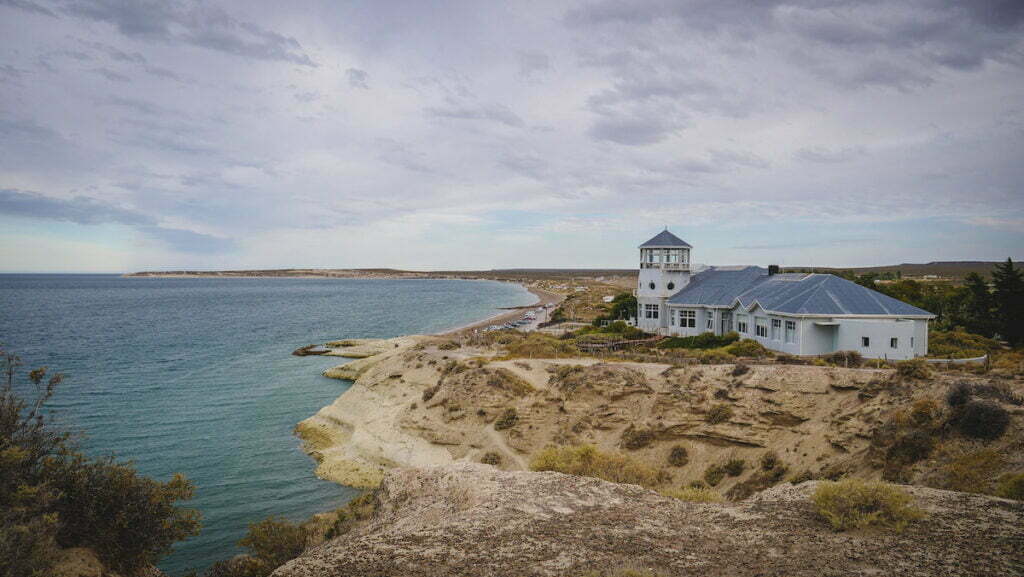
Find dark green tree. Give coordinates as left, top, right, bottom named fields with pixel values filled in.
left=961, top=272, right=995, bottom=336
left=991, top=258, right=1024, bottom=345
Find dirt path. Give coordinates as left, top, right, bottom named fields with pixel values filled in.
left=485, top=425, right=528, bottom=470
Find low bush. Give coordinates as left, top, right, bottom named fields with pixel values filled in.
left=723, top=458, right=745, bottom=477
left=953, top=400, right=1010, bottom=440
left=493, top=408, right=519, bottom=430
left=660, top=486, right=724, bottom=503
left=621, top=428, right=655, bottom=450
left=760, top=451, right=781, bottom=471
left=705, top=404, right=733, bottom=425
left=823, top=350, right=863, bottom=367
left=946, top=382, right=973, bottom=407
left=731, top=363, right=750, bottom=377
left=996, top=473, right=1024, bottom=501
left=486, top=368, right=536, bottom=396
left=324, top=493, right=377, bottom=540
left=480, top=452, right=502, bottom=466
left=238, top=517, right=306, bottom=571
left=667, top=445, right=689, bottom=467
left=530, top=445, right=668, bottom=489
left=724, top=339, right=772, bottom=358
left=505, top=333, right=578, bottom=358
left=703, top=465, right=726, bottom=487
left=437, top=340, right=461, bottom=350
left=928, top=330, right=1000, bottom=359
left=698, top=349, right=736, bottom=364
left=813, top=479, right=924, bottom=532
left=657, top=331, right=739, bottom=350
left=885, top=430, right=935, bottom=467
left=908, top=398, right=942, bottom=428
left=896, top=358, right=932, bottom=380
left=941, top=448, right=1006, bottom=493
left=790, top=470, right=814, bottom=484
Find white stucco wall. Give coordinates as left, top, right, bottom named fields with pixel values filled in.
left=834, top=318, right=921, bottom=360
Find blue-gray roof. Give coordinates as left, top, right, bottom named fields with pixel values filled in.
left=668, top=268, right=934, bottom=317
left=639, top=230, right=691, bottom=248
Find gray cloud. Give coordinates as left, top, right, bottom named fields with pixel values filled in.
left=59, top=0, right=315, bottom=65
left=425, top=100, right=524, bottom=127
left=0, top=189, right=234, bottom=253
left=0, top=0, right=55, bottom=16
left=796, top=146, right=867, bottom=164
left=346, top=67, right=369, bottom=89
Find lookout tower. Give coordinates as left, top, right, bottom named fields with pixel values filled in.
left=636, top=229, right=692, bottom=330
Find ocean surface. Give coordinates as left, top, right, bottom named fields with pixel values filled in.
left=0, top=274, right=534, bottom=574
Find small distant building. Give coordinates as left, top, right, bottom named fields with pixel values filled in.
left=635, top=230, right=935, bottom=359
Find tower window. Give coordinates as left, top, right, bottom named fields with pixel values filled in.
left=648, top=282, right=656, bottom=290
left=890, top=337, right=898, bottom=348
left=667, top=282, right=675, bottom=290
left=861, top=337, right=870, bottom=348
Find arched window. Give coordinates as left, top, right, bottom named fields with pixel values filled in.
left=648, top=282, right=656, bottom=290
left=667, top=282, right=675, bottom=290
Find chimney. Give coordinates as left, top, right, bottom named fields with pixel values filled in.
left=768, top=264, right=780, bottom=276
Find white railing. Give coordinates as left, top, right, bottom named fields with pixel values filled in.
left=641, top=262, right=690, bottom=271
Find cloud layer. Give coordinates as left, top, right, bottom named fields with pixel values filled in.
left=1, top=0, right=1022, bottom=271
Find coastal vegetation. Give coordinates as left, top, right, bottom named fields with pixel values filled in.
left=812, top=479, right=924, bottom=532
left=0, top=347, right=199, bottom=576
left=529, top=445, right=668, bottom=488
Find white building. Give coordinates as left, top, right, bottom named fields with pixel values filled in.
left=635, top=230, right=935, bottom=360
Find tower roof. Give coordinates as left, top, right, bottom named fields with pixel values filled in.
left=639, top=229, right=692, bottom=248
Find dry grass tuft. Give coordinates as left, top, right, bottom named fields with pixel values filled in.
left=660, top=486, right=724, bottom=503
left=530, top=445, right=668, bottom=489
left=813, top=478, right=924, bottom=532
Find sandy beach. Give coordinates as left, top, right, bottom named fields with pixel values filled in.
left=439, top=286, right=563, bottom=335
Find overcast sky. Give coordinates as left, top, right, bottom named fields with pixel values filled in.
left=1, top=0, right=1022, bottom=272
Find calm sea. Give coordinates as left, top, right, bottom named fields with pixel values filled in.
left=0, top=274, right=533, bottom=574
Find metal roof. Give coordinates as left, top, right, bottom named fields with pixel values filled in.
left=639, top=230, right=692, bottom=248
left=668, top=268, right=934, bottom=317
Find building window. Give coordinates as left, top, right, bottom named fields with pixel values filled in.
left=649, top=282, right=656, bottom=290
left=705, top=311, right=714, bottom=330
left=667, top=282, right=675, bottom=290
left=785, top=320, right=796, bottom=343
left=890, top=337, right=898, bottom=348
left=911, top=337, right=915, bottom=348
left=861, top=337, right=870, bottom=348
left=755, top=317, right=768, bottom=338
left=679, top=309, right=696, bottom=328
left=737, top=315, right=749, bottom=333
left=644, top=304, right=659, bottom=319
left=771, top=319, right=781, bottom=340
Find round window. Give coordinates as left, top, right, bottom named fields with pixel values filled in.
left=667, top=282, right=675, bottom=290
left=648, top=282, right=656, bottom=290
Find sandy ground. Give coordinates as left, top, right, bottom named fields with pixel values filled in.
left=439, top=286, right=563, bottom=335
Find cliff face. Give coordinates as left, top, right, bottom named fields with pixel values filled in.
left=273, top=463, right=1024, bottom=577
left=296, top=336, right=1023, bottom=494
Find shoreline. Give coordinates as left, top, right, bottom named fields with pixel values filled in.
left=436, top=285, right=563, bottom=335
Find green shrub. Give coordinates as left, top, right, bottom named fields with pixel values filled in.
left=790, top=470, right=814, bottom=484
left=723, top=458, right=745, bottom=477
left=49, top=456, right=201, bottom=573
left=953, top=400, right=1010, bottom=440
left=660, top=486, right=724, bottom=503
left=760, top=451, right=781, bottom=471
left=996, top=473, right=1024, bottom=501
left=324, top=493, right=376, bottom=540
left=724, top=339, right=772, bottom=358
left=909, top=398, right=942, bottom=428
left=239, top=517, right=306, bottom=571
left=705, top=404, right=733, bottom=425
left=813, top=479, right=924, bottom=532
left=928, top=330, right=1000, bottom=359
left=885, top=430, right=935, bottom=467
left=657, top=331, right=739, bottom=350
left=505, top=333, right=578, bottom=358
left=731, top=363, right=750, bottom=377
left=667, top=445, right=689, bottom=467
left=1, top=353, right=199, bottom=576
left=896, top=358, right=932, bottom=380
left=946, top=382, right=973, bottom=407
left=621, top=428, right=655, bottom=450
left=941, top=448, right=1005, bottom=493
left=823, top=350, right=863, bottom=367
left=480, top=451, right=502, bottom=466
left=698, top=349, right=736, bottom=364
left=530, top=445, right=668, bottom=489
left=703, top=465, right=726, bottom=487
left=494, top=408, right=519, bottom=430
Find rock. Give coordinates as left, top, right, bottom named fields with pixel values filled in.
left=273, top=464, right=1024, bottom=577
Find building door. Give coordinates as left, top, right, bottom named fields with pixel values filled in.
left=720, top=312, right=732, bottom=334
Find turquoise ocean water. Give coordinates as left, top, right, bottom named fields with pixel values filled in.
left=0, top=274, right=533, bottom=574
